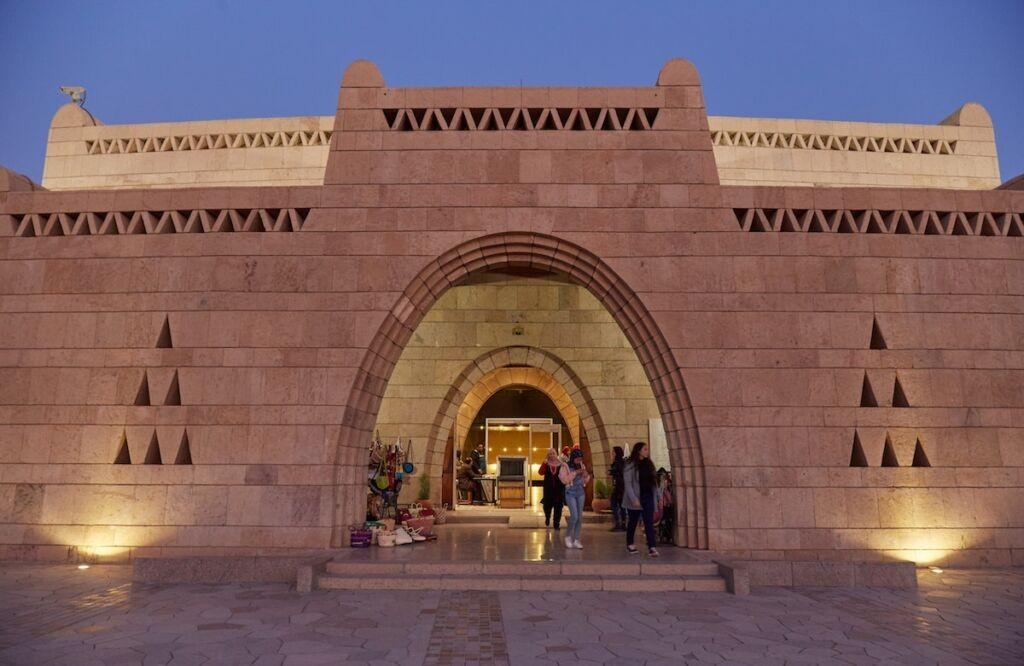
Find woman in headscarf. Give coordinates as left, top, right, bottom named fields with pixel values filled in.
left=560, top=448, right=590, bottom=549
left=539, top=447, right=565, bottom=530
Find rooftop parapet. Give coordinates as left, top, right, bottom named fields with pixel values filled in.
left=37, top=60, right=1001, bottom=191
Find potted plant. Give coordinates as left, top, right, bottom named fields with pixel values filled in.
left=592, top=479, right=611, bottom=513
left=417, top=473, right=430, bottom=502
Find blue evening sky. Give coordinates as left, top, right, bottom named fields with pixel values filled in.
left=1, top=1, right=1021, bottom=182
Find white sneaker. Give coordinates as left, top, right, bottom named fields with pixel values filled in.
left=564, top=536, right=574, bottom=548
left=573, top=540, right=583, bottom=550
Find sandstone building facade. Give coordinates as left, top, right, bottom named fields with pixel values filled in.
left=1, top=60, right=1021, bottom=577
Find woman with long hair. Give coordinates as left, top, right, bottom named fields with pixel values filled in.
left=559, top=448, right=590, bottom=549
left=622, top=441, right=659, bottom=556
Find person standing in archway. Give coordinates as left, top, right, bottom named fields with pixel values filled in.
left=471, top=442, right=487, bottom=477
left=540, top=448, right=565, bottom=530
left=623, top=441, right=659, bottom=557
left=608, top=446, right=626, bottom=531
left=559, top=448, right=590, bottom=549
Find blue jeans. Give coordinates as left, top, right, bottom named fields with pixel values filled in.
left=565, top=489, right=585, bottom=542
left=626, top=491, right=657, bottom=550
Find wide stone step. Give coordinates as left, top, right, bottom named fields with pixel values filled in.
left=443, top=514, right=509, bottom=524
left=324, top=560, right=721, bottom=578
left=318, top=573, right=727, bottom=593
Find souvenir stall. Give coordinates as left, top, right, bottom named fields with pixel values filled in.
left=350, top=433, right=446, bottom=548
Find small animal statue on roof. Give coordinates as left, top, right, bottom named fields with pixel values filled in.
left=58, top=86, right=87, bottom=106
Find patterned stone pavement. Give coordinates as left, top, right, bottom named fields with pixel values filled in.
left=0, top=564, right=1021, bottom=665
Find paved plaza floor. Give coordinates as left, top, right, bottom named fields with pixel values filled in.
left=1, top=562, right=1022, bottom=665
left=331, top=524, right=713, bottom=565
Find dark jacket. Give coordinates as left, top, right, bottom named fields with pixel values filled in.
left=609, top=457, right=624, bottom=500
left=471, top=449, right=486, bottom=475
left=540, top=462, right=565, bottom=507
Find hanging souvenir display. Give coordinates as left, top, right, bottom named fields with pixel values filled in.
left=359, top=434, right=438, bottom=546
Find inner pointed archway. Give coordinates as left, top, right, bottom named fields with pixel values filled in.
left=334, top=232, right=708, bottom=549
left=426, top=347, right=605, bottom=510
left=424, top=346, right=606, bottom=482
left=456, top=366, right=583, bottom=458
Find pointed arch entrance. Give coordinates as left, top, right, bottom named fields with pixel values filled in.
left=333, top=232, right=708, bottom=548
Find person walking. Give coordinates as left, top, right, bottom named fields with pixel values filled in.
left=623, top=441, right=660, bottom=557
left=559, top=448, right=590, bottom=549
left=539, top=448, right=565, bottom=530
left=608, top=445, right=626, bottom=531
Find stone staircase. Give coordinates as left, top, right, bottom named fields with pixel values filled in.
left=316, top=559, right=730, bottom=593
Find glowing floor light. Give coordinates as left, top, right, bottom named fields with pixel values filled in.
left=77, top=564, right=90, bottom=570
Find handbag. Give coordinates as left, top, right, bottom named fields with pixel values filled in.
left=557, top=463, right=572, bottom=486
left=373, top=457, right=389, bottom=490
left=349, top=525, right=372, bottom=548
left=377, top=530, right=396, bottom=547
left=403, top=440, right=415, bottom=473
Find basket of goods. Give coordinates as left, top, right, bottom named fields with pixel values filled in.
left=349, top=525, right=373, bottom=548
left=404, top=515, right=435, bottom=537
left=412, top=501, right=435, bottom=518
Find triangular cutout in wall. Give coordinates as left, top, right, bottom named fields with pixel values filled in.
left=174, top=430, right=192, bottom=465
left=860, top=373, right=878, bottom=407
left=165, top=370, right=182, bottom=406
left=144, top=431, right=162, bottom=465
left=849, top=431, right=868, bottom=467
left=881, top=434, right=900, bottom=467
left=911, top=438, right=931, bottom=467
left=156, top=316, right=173, bottom=349
left=870, top=317, right=887, bottom=350
left=134, top=371, right=151, bottom=406
left=892, top=374, right=910, bottom=408
left=114, top=431, right=131, bottom=464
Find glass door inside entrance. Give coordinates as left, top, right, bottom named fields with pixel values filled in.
left=484, top=418, right=561, bottom=508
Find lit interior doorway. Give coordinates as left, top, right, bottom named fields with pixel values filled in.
left=481, top=418, right=561, bottom=508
